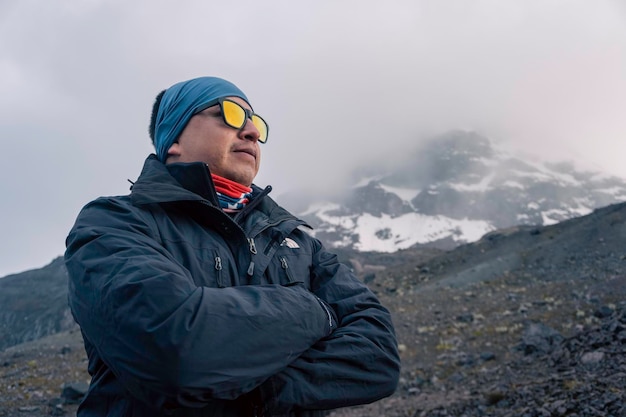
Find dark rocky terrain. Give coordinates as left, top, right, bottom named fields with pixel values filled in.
left=2, top=202, right=626, bottom=416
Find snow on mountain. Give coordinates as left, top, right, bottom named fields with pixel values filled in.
left=290, top=130, right=626, bottom=253
left=378, top=184, right=421, bottom=204
left=307, top=202, right=492, bottom=252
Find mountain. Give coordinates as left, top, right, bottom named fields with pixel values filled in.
left=0, top=256, right=76, bottom=351
left=288, top=130, right=626, bottom=252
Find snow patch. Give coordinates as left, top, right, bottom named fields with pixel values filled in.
left=351, top=213, right=493, bottom=252
left=597, top=187, right=626, bottom=197
left=502, top=180, right=525, bottom=189
left=353, top=175, right=383, bottom=188
left=449, top=173, right=494, bottom=192
left=541, top=209, right=569, bottom=226
left=379, top=184, right=421, bottom=202
left=301, top=202, right=340, bottom=217
left=511, top=160, right=583, bottom=187
left=527, top=202, right=540, bottom=210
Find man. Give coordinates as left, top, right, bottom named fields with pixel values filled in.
left=65, top=76, right=400, bottom=417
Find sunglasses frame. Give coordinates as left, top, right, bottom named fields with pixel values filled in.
left=194, top=98, right=269, bottom=143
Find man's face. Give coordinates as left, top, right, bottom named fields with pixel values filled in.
left=166, top=96, right=261, bottom=187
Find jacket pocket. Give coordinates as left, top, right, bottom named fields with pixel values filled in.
left=265, top=251, right=311, bottom=288
left=278, top=256, right=301, bottom=286
left=212, top=249, right=229, bottom=288
left=191, top=247, right=234, bottom=288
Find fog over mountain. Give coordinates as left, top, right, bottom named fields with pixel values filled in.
left=282, top=130, right=626, bottom=252
left=1, top=1, right=625, bottom=277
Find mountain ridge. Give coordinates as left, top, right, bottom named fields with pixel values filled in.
left=287, top=130, right=626, bottom=253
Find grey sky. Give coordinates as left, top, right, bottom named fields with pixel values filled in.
left=0, top=0, right=625, bottom=277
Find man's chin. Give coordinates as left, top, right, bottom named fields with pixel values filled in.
left=225, top=172, right=255, bottom=187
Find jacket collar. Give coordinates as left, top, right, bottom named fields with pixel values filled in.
left=130, top=155, right=217, bottom=207
left=129, top=155, right=268, bottom=212
left=166, top=161, right=220, bottom=206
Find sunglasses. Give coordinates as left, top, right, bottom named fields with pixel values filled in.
left=195, top=98, right=269, bottom=143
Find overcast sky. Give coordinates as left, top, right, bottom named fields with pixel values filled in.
left=1, top=0, right=625, bottom=277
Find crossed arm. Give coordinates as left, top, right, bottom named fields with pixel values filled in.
left=255, top=243, right=400, bottom=413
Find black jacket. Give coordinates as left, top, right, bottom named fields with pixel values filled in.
left=65, top=155, right=400, bottom=416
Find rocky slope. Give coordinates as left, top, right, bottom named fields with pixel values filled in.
left=1, top=202, right=626, bottom=416
left=0, top=257, right=74, bottom=351
left=334, top=201, right=626, bottom=416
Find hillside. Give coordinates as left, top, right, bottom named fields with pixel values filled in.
left=337, top=201, right=626, bottom=416
left=1, top=202, right=625, bottom=416
left=0, top=257, right=74, bottom=351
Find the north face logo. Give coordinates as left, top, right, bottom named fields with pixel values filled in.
left=281, top=238, right=300, bottom=249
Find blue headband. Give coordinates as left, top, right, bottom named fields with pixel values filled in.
left=154, top=76, right=249, bottom=162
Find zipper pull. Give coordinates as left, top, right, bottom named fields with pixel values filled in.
left=247, top=237, right=256, bottom=277
left=280, top=257, right=288, bottom=270
left=247, top=237, right=257, bottom=254
left=214, top=256, right=222, bottom=271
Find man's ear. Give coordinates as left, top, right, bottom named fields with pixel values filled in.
left=167, top=142, right=181, bottom=157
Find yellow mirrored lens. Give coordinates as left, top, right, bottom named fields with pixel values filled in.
left=222, top=100, right=246, bottom=128
left=252, top=115, right=268, bottom=143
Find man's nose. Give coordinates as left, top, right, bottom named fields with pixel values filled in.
left=239, top=118, right=260, bottom=142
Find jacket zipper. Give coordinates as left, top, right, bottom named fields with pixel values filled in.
left=247, top=237, right=257, bottom=277
left=280, top=256, right=298, bottom=284
left=247, top=237, right=257, bottom=254
left=214, top=254, right=228, bottom=288
left=202, top=190, right=306, bottom=283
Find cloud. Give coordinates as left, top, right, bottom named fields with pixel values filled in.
left=0, top=0, right=625, bottom=276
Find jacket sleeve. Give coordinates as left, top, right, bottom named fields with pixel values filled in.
left=64, top=197, right=334, bottom=409
left=256, top=237, right=401, bottom=414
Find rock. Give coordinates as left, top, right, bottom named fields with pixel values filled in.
left=61, top=381, right=89, bottom=404
left=50, top=403, right=66, bottom=416
left=483, top=391, right=506, bottom=406
left=594, top=305, right=614, bottom=318
left=579, top=350, right=604, bottom=365
left=515, top=322, right=563, bottom=355
left=48, top=398, right=67, bottom=417
left=413, top=376, right=427, bottom=387
left=456, top=313, right=474, bottom=323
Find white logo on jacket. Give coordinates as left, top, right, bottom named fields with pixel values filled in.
left=281, top=238, right=300, bottom=249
